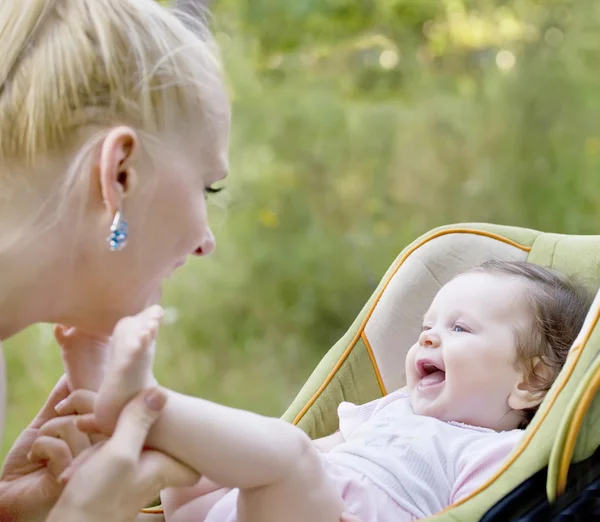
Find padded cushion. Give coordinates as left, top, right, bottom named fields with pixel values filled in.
left=282, top=223, right=600, bottom=521
left=548, top=320, right=600, bottom=500
left=364, top=231, right=527, bottom=393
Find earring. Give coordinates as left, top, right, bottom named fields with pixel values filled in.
left=107, top=209, right=128, bottom=251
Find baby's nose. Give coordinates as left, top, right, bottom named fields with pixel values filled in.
left=419, top=329, right=440, bottom=348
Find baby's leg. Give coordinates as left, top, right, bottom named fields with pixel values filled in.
left=94, top=306, right=342, bottom=522
left=164, top=483, right=231, bottom=522
left=145, top=391, right=343, bottom=522
left=236, top=442, right=343, bottom=522
left=94, top=305, right=163, bottom=434
left=55, top=325, right=109, bottom=392
left=166, top=431, right=342, bottom=522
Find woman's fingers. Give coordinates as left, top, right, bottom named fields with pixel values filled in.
left=60, top=388, right=167, bottom=485
left=47, top=388, right=198, bottom=522
left=54, top=389, right=97, bottom=416
left=38, top=416, right=91, bottom=458
left=58, top=442, right=105, bottom=484
left=29, top=375, right=71, bottom=430
left=106, top=387, right=167, bottom=459
left=29, top=436, right=73, bottom=479
left=75, top=413, right=102, bottom=435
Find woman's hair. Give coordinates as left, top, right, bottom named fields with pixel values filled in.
left=0, top=0, right=225, bottom=251
left=0, top=0, right=223, bottom=163
left=473, top=260, right=594, bottom=426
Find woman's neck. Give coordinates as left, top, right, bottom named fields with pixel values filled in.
left=0, top=238, right=68, bottom=341
left=0, top=161, right=89, bottom=341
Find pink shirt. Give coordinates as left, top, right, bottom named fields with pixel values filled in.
left=325, top=388, right=524, bottom=519
left=205, top=389, right=524, bottom=522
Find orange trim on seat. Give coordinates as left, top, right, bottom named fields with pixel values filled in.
left=556, top=358, right=600, bottom=496
left=361, top=331, right=387, bottom=396
left=141, top=506, right=164, bottom=515
left=292, top=228, right=531, bottom=426
left=436, top=300, right=600, bottom=515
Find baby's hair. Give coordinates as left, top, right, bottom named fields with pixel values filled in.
left=0, top=0, right=223, bottom=163
left=472, top=260, right=594, bottom=426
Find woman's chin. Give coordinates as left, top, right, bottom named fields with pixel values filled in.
left=145, top=285, right=163, bottom=306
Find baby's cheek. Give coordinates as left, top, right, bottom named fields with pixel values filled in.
left=446, top=357, right=480, bottom=395
left=404, top=346, right=418, bottom=388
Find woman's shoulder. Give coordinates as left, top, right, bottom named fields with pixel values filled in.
left=0, top=341, right=6, bottom=440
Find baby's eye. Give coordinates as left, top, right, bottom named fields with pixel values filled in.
left=422, top=325, right=432, bottom=332
left=452, top=324, right=468, bottom=333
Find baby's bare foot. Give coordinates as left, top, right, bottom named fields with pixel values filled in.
left=55, top=325, right=109, bottom=392
left=95, top=305, right=164, bottom=435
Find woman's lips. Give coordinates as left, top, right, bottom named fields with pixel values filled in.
left=167, top=259, right=187, bottom=278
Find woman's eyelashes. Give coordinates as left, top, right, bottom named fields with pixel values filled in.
left=204, top=185, right=224, bottom=198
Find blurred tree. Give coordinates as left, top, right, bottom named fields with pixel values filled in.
left=4, top=0, right=598, bottom=464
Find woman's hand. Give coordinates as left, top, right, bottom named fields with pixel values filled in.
left=0, top=375, right=75, bottom=522
left=0, top=324, right=110, bottom=522
left=47, top=387, right=199, bottom=522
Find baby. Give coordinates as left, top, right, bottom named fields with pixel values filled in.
left=67, top=260, right=593, bottom=521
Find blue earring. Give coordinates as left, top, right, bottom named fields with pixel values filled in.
left=107, top=209, right=128, bottom=251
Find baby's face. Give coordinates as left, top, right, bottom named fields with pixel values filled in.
left=405, top=272, right=531, bottom=431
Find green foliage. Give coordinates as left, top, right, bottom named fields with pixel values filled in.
left=3, top=0, right=600, bottom=462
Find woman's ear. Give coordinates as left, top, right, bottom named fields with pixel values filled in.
left=508, top=357, right=551, bottom=411
left=97, top=126, right=139, bottom=215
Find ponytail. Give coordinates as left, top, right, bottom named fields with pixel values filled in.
left=0, top=0, right=56, bottom=93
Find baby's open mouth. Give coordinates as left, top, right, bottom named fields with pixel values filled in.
left=417, top=360, right=446, bottom=388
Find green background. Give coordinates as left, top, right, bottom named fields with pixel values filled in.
left=3, top=0, right=600, bottom=462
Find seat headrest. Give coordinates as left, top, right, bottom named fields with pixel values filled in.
left=363, top=226, right=600, bottom=393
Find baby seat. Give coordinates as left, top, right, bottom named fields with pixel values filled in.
left=142, top=223, right=600, bottom=520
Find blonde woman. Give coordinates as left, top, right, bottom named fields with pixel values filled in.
left=0, top=1, right=362, bottom=521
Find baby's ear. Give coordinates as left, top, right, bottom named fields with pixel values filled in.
left=508, top=357, right=551, bottom=411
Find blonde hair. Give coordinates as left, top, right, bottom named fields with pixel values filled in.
left=0, top=0, right=223, bottom=164
left=0, top=0, right=226, bottom=252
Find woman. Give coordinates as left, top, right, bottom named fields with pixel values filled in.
left=0, top=1, right=360, bottom=520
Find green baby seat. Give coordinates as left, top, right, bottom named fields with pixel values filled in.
left=142, top=223, right=600, bottom=520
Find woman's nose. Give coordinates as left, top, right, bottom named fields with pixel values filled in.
left=418, top=329, right=440, bottom=348
left=193, top=228, right=216, bottom=257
